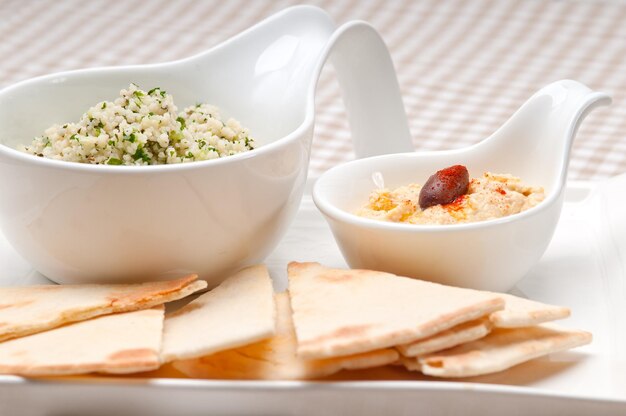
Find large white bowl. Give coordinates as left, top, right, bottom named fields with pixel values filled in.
left=0, top=6, right=412, bottom=284
left=313, top=80, right=610, bottom=291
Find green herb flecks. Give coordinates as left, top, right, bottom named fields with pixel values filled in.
left=176, top=116, right=186, bottom=130
left=107, top=158, right=123, bottom=165
left=133, top=90, right=145, bottom=106
left=123, top=133, right=137, bottom=143
left=168, top=130, right=184, bottom=142
left=148, top=87, right=160, bottom=96
left=132, top=147, right=151, bottom=163
left=147, top=87, right=166, bottom=98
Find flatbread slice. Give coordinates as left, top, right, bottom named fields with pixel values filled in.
left=173, top=293, right=398, bottom=380
left=489, top=293, right=570, bottom=328
left=0, top=307, right=164, bottom=376
left=398, top=355, right=422, bottom=372
left=401, top=324, right=591, bottom=378
left=398, top=293, right=571, bottom=357
left=0, top=275, right=205, bottom=342
left=161, top=265, right=276, bottom=363
left=287, top=262, right=505, bottom=360
left=397, top=317, right=492, bottom=357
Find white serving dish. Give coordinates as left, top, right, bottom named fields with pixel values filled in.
left=313, top=80, right=610, bottom=292
left=0, top=6, right=412, bottom=286
left=0, top=176, right=625, bottom=415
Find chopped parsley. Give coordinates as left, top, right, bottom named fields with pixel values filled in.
left=147, top=87, right=166, bottom=98
left=132, top=147, right=150, bottom=163
left=101, top=102, right=107, bottom=110
left=132, top=90, right=145, bottom=106
left=168, top=130, right=183, bottom=142
left=107, top=158, right=123, bottom=165
left=69, top=134, right=79, bottom=141
left=176, top=116, right=186, bottom=130
left=123, top=133, right=136, bottom=143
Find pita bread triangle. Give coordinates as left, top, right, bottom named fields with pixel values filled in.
left=397, top=293, right=571, bottom=357
left=287, top=262, right=505, bottom=360
left=161, top=265, right=276, bottom=363
left=173, top=293, right=398, bottom=380
left=0, top=274, right=206, bottom=342
left=489, top=293, right=570, bottom=328
left=397, top=317, right=492, bottom=357
left=403, top=324, right=592, bottom=378
left=0, top=306, right=164, bottom=376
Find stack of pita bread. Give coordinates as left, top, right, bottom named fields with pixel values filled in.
left=174, top=262, right=591, bottom=380
left=0, top=261, right=590, bottom=380
left=0, top=266, right=276, bottom=376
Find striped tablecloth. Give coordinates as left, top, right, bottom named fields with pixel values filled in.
left=1, top=0, right=624, bottom=180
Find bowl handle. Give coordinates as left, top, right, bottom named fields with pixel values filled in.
left=317, top=22, right=414, bottom=158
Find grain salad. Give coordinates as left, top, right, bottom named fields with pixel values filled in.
left=21, top=84, right=256, bottom=165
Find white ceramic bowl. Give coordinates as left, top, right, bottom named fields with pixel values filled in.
left=313, top=80, right=610, bottom=292
left=0, top=7, right=412, bottom=284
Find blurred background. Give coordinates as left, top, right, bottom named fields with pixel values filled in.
left=0, top=0, right=624, bottom=180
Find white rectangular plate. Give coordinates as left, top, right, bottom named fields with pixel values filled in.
left=1, top=177, right=625, bottom=416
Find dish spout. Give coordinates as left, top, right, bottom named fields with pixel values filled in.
left=321, top=21, right=414, bottom=157
left=470, top=80, right=611, bottom=194
left=540, top=80, right=611, bottom=187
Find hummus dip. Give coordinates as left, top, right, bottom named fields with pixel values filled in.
left=357, top=172, right=545, bottom=225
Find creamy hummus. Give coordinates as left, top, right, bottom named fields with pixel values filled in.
left=357, top=172, right=545, bottom=225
